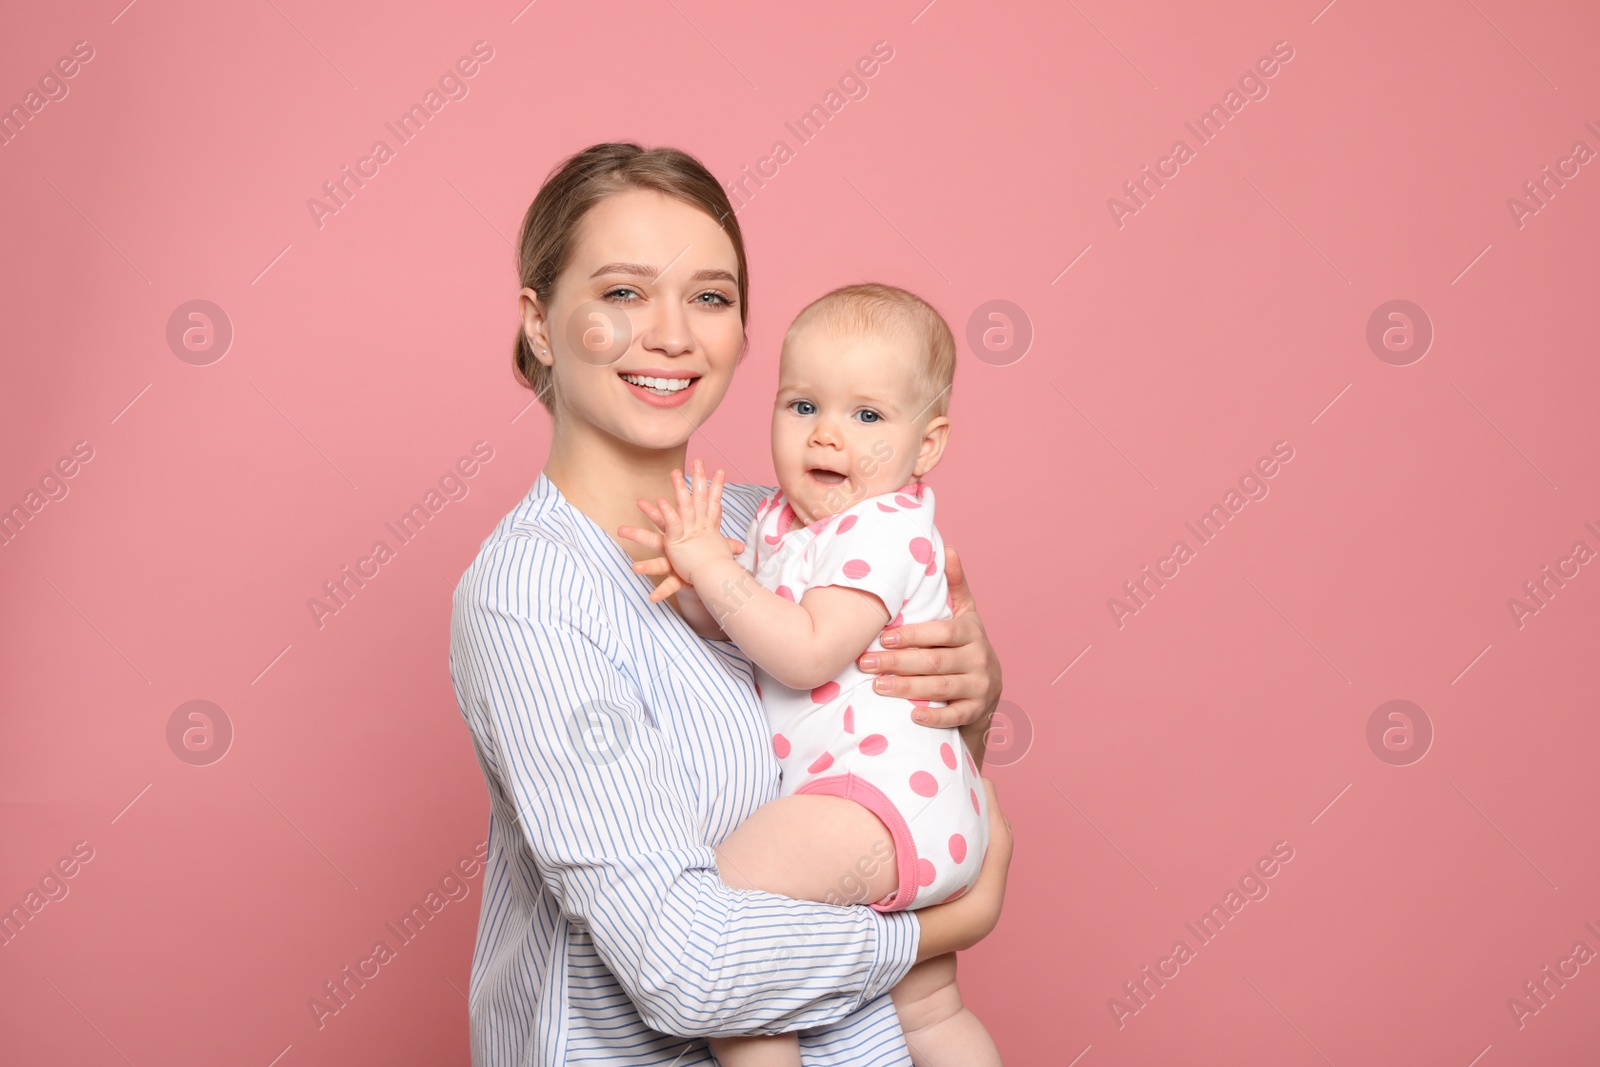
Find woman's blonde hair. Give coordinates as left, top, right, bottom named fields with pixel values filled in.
left=511, top=142, right=749, bottom=413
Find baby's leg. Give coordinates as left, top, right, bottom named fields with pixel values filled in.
left=890, top=953, right=1001, bottom=1067
left=707, top=794, right=901, bottom=1067
left=707, top=1033, right=803, bottom=1067
left=714, top=793, right=900, bottom=903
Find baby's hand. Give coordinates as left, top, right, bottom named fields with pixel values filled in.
left=618, top=459, right=741, bottom=602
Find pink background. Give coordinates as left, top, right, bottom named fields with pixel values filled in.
left=3, top=0, right=1598, bottom=1064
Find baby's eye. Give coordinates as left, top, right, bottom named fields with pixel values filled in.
left=856, top=409, right=882, bottom=424
left=790, top=400, right=816, bottom=416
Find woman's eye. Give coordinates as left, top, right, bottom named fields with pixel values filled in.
left=857, top=410, right=882, bottom=424
left=791, top=400, right=816, bottom=416
left=695, top=291, right=733, bottom=306
left=603, top=287, right=639, bottom=302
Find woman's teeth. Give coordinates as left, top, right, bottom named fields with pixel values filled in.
left=621, top=373, right=692, bottom=394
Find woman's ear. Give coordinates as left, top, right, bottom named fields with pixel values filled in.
left=520, top=286, right=554, bottom=367
left=913, top=416, right=951, bottom=477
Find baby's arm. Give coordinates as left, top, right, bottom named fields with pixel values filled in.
left=703, top=579, right=887, bottom=692
left=670, top=585, right=729, bottom=641
left=619, top=461, right=890, bottom=690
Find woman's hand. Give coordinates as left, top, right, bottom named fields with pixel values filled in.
left=912, top=778, right=1013, bottom=962
left=855, top=546, right=1002, bottom=764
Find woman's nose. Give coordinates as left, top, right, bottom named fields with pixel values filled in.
left=640, top=300, right=693, bottom=356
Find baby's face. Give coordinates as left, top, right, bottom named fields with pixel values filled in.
left=771, top=323, right=946, bottom=526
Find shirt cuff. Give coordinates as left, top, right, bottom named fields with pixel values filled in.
left=860, top=910, right=920, bottom=1007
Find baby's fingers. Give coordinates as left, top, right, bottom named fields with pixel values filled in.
left=647, top=574, right=684, bottom=603
left=657, top=497, right=685, bottom=539
left=670, top=468, right=694, bottom=516
left=637, top=498, right=667, bottom=527
left=617, top=525, right=666, bottom=552
left=706, top=467, right=726, bottom=526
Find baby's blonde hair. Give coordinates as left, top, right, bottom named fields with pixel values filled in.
left=782, top=282, right=956, bottom=418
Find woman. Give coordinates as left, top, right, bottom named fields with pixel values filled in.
left=449, top=142, right=1013, bottom=1067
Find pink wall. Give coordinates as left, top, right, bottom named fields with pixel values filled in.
left=3, top=1, right=1597, bottom=1064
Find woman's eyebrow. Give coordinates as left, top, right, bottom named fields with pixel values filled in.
left=589, top=262, right=737, bottom=284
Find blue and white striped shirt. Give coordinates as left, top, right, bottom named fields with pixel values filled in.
left=449, top=472, right=921, bottom=1066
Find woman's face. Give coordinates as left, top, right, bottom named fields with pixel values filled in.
left=522, top=188, right=745, bottom=451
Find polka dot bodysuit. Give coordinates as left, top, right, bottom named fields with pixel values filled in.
left=733, top=482, right=988, bottom=911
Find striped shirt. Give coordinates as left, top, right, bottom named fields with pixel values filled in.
left=449, top=472, right=921, bottom=1066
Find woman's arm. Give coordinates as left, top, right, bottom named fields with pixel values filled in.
left=913, top=778, right=1013, bottom=962
left=856, top=546, right=1003, bottom=767
left=454, top=534, right=923, bottom=1039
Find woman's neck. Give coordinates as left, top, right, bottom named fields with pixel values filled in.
left=543, top=415, right=688, bottom=562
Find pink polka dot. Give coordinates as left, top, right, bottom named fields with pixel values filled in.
left=888, top=611, right=904, bottom=629
left=843, top=705, right=855, bottom=733
left=940, top=885, right=969, bottom=904
left=910, top=699, right=932, bottom=707
left=754, top=681, right=762, bottom=700
left=773, top=734, right=790, bottom=759
left=910, top=771, right=938, bottom=797
left=859, top=734, right=888, bottom=756
left=916, top=858, right=936, bottom=886
left=837, top=514, right=858, bottom=533
left=969, top=787, right=980, bottom=814
left=949, top=833, right=967, bottom=863
left=811, top=681, right=840, bottom=703
left=896, top=494, right=921, bottom=509
left=964, top=748, right=977, bottom=775
left=808, top=751, right=834, bottom=774
left=940, top=743, right=957, bottom=769
left=765, top=504, right=795, bottom=544
left=909, top=538, right=934, bottom=565
left=776, top=585, right=796, bottom=602
left=841, top=559, right=872, bottom=580
left=876, top=502, right=898, bottom=512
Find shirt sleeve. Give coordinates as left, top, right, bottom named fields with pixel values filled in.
left=807, top=502, right=935, bottom=621
left=453, top=532, right=920, bottom=1039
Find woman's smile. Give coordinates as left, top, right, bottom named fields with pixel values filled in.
left=618, top=367, right=701, bottom=406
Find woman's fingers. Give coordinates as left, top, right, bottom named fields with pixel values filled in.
left=724, top=537, right=747, bottom=556
left=881, top=615, right=961, bottom=651
left=861, top=611, right=997, bottom=721
left=909, top=697, right=985, bottom=730
left=631, top=556, right=672, bottom=576
left=944, top=545, right=978, bottom=616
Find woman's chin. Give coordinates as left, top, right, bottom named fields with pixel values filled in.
left=615, top=410, right=707, bottom=451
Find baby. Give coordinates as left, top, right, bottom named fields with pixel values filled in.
left=619, top=283, right=999, bottom=1067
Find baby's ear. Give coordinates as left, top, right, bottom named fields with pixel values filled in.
left=913, top=416, right=951, bottom=476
